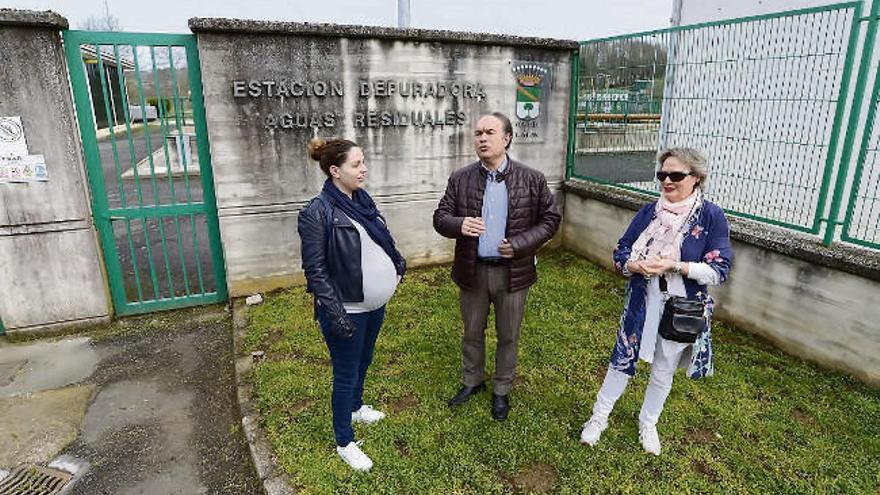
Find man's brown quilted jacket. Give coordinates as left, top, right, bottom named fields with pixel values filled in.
left=433, top=159, right=561, bottom=292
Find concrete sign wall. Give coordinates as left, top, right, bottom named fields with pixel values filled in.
left=0, top=10, right=110, bottom=334
left=190, top=19, right=577, bottom=296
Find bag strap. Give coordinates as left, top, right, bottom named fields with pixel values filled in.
left=658, top=196, right=703, bottom=296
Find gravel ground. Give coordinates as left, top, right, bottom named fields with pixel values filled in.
left=60, top=307, right=262, bottom=495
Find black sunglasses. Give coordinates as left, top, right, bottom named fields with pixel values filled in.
left=656, top=171, right=692, bottom=182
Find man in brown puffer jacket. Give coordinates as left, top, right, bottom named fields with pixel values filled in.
left=433, top=112, right=561, bottom=421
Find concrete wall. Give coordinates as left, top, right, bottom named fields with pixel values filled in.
left=563, top=180, right=880, bottom=387
left=191, top=19, right=576, bottom=296
left=0, top=10, right=110, bottom=334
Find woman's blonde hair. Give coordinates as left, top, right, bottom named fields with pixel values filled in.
left=657, top=147, right=708, bottom=189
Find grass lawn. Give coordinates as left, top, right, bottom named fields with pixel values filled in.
left=245, top=250, right=880, bottom=494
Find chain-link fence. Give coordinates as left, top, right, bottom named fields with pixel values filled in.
left=570, top=2, right=880, bottom=246
left=842, top=2, right=880, bottom=249
left=845, top=84, right=880, bottom=248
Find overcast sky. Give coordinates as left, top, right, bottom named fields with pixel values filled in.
left=7, top=0, right=674, bottom=40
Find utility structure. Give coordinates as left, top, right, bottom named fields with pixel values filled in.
left=397, top=0, right=411, bottom=28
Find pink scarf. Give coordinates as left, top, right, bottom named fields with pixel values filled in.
left=630, top=191, right=700, bottom=263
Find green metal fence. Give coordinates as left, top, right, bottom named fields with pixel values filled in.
left=844, top=78, right=880, bottom=249
left=569, top=2, right=880, bottom=244
left=841, top=1, right=880, bottom=249
left=63, top=31, right=227, bottom=316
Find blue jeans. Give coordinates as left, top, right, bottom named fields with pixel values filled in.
left=317, top=304, right=386, bottom=447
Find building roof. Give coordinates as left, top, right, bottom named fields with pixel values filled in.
left=79, top=44, right=136, bottom=70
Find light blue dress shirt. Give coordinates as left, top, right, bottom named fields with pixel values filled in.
left=478, top=157, right=509, bottom=259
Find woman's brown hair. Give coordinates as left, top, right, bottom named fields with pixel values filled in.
left=307, top=137, right=359, bottom=177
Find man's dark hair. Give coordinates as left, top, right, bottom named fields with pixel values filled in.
left=490, top=111, right=513, bottom=149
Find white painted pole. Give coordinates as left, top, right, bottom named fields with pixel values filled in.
left=397, top=0, right=411, bottom=28
left=670, top=0, right=683, bottom=26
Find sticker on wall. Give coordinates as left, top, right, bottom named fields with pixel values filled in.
left=0, top=117, right=48, bottom=183
left=511, top=63, right=552, bottom=144
left=0, top=116, right=29, bottom=158
left=0, top=155, right=48, bottom=182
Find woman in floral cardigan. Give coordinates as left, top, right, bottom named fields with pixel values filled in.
left=580, top=147, right=733, bottom=455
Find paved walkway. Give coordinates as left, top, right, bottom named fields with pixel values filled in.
left=0, top=307, right=262, bottom=494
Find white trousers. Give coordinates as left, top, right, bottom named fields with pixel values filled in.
left=592, top=337, right=690, bottom=427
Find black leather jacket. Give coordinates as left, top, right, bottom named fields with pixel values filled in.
left=297, top=195, right=406, bottom=336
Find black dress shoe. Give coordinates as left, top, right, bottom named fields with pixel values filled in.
left=492, top=393, right=510, bottom=421
left=448, top=383, right=486, bottom=407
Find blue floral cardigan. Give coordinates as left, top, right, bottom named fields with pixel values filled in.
left=609, top=198, right=733, bottom=379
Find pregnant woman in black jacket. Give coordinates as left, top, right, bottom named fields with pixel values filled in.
left=297, top=137, right=406, bottom=472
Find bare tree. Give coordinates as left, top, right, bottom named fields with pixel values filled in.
left=79, top=0, right=122, bottom=31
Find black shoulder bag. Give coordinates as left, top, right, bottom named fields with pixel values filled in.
left=658, top=276, right=705, bottom=344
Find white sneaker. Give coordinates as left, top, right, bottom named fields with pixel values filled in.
left=639, top=423, right=661, bottom=455
left=336, top=441, right=373, bottom=471
left=351, top=405, right=386, bottom=424
left=579, top=416, right=609, bottom=446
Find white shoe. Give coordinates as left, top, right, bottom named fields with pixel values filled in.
left=351, top=405, right=386, bottom=424
left=579, top=416, right=608, bottom=446
left=336, top=441, right=373, bottom=471
left=639, top=423, right=661, bottom=455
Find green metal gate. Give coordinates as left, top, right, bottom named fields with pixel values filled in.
left=63, top=31, right=227, bottom=316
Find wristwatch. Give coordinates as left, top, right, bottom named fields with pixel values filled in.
left=672, top=261, right=683, bottom=275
